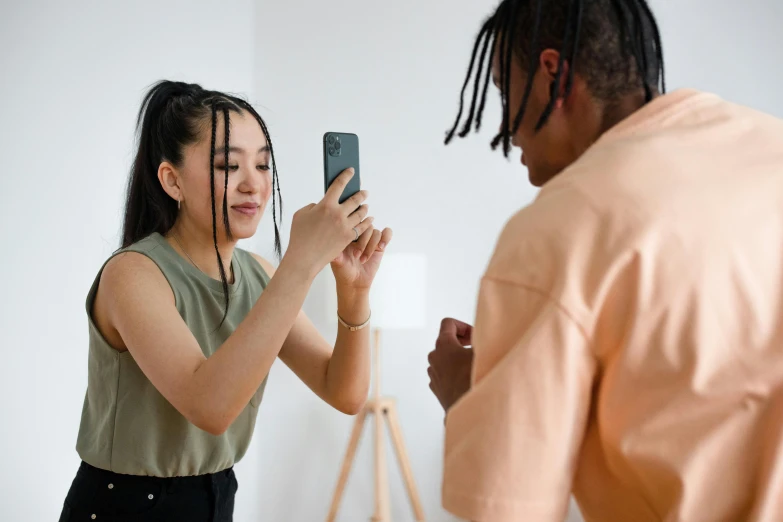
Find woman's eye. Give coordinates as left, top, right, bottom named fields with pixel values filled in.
left=217, top=165, right=239, bottom=172
left=258, top=165, right=270, bottom=171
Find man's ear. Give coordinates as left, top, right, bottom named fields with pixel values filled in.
left=538, top=49, right=570, bottom=108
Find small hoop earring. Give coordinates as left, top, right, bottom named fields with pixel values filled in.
left=178, top=197, right=181, bottom=211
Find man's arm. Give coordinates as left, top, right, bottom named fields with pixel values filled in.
left=441, top=278, right=596, bottom=522
left=437, top=182, right=604, bottom=522
left=428, top=318, right=474, bottom=418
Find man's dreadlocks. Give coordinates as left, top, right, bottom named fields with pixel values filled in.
left=445, top=0, right=666, bottom=156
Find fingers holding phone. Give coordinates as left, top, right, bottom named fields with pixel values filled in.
left=286, top=168, right=374, bottom=276
left=323, top=132, right=361, bottom=204
left=324, top=132, right=363, bottom=243
left=321, top=131, right=393, bottom=287
left=283, top=132, right=379, bottom=278
left=325, top=168, right=362, bottom=206
left=324, top=168, right=371, bottom=233
left=340, top=185, right=370, bottom=241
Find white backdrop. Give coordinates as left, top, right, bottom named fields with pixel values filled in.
left=0, top=0, right=256, bottom=520
left=1, top=0, right=781, bottom=520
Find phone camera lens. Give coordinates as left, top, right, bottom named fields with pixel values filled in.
left=334, top=141, right=341, bottom=150
left=329, top=146, right=336, bottom=155
left=328, top=135, right=335, bottom=144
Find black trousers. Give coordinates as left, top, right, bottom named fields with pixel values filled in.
left=58, top=461, right=237, bottom=522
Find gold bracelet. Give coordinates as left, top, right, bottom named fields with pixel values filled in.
left=337, top=311, right=371, bottom=332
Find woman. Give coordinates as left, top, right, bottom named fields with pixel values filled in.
left=59, top=80, right=392, bottom=521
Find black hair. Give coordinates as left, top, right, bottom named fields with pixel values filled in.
left=445, top=0, right=666, bottom=156
left=122, top=80, right=283, bottom=324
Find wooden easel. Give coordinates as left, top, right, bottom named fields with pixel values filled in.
left=326, top=329, right=426, bottom=522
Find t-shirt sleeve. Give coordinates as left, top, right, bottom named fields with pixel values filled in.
left=442, top=185, right=600, bottom=522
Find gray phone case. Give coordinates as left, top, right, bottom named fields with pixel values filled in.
left=323, top=132, right=360, bottom=204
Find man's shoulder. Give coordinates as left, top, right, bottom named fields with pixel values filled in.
left=487, top=162, right=645, bottom=289
left=502, top=176, right=601, bottom=239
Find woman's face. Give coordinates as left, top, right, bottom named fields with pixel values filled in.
left=172, top=109, right=273, bottom=242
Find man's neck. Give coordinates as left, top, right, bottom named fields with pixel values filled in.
left=600, top=90, right=661, bottom=134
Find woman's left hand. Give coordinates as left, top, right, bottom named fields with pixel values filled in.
left=331, top=224, right=394, bottom=290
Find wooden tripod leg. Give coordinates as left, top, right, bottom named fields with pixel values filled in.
left=385, top=402, right=426, bottom=521
left=372, top=403, right=391, bottom=522
left=326, top=407, right=368, bottom=522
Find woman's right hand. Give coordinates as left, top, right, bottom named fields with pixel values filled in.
left=284, top=168, right=374, bottom=280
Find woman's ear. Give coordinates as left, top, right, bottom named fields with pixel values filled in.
left=158, top=161, right=182, bottom=205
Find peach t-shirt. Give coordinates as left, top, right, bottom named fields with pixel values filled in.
left=442, top=90, right=783, bottom=522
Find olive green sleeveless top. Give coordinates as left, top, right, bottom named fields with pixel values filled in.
left=76, top=232, right=270, bottom=477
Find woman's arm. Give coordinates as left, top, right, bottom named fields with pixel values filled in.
left=98, top=249, right=316, bottom=435
left=253, top=255, right=371, bottom=415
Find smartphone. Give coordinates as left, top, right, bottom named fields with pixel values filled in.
left=323, top=132, right=361, bottom=204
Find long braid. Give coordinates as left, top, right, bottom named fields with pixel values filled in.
left=209, top=103, right=219, bottom=253
left=255, top=112, right=283, bottom=260
left=208, top=102, right=231, bottom=326
left=511, top=0, right=544, bottom=135
left=629, top=0, right=652, bottom=101
left=445, top=17, right=494, bottom=144
left=475, top=14, right=500, bottom=131
left=611, top=0, right=641, bottom=99
left=636, top=0, right=665, bottom=93
left=458, top=17, right=495, bottom=137
left=502, top=0, right=524, bottom=152
left=222, top=107, right=233, bottom=242
left=534, top=0, right=577, bottom=131
left=490, top=1, right=514, bottom=152
left=616, top=0, right=651, bottom=101
left=563, top=0, right=585, bottom=98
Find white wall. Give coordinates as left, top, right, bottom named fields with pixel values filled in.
left=2, top=0, right=781, bottom=521
left=657, top=0, right=782, bottom=117
left=0, top=0, right=255, bottom=520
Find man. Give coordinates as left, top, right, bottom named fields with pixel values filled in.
left=427, top=0, right=783, bottom=521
